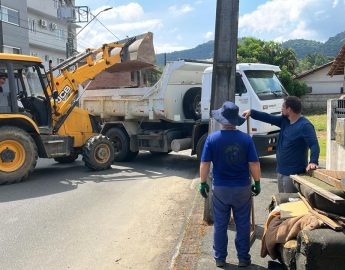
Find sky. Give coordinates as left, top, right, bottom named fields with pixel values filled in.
left=75, top=0, right=345, bottom=54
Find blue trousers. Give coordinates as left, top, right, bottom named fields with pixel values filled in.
left=212, top=185, right=252, bottom=261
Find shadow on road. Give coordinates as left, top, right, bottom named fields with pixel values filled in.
left=0, top=153, right=277, bottom=204
left=223, top=263, right=267, bottom=269
left=0, top=152, right=199, bottom=203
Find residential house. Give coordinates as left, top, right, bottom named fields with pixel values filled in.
left=328, top=43, right=345, bottom=89
left=295, top=62, right=343, bottom=95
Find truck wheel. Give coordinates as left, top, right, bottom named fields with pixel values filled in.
left=105, top=127, right=137, bottom=162
left=196, top=133, right=208, bottom=161
left=54, top=153, right=79, bottom=163
left=0, top=126, right=38, bottom=184
left=183, top=87, right=202, bottom=120
left=82, top=135, right=114, bottom=171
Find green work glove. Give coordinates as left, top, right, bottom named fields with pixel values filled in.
left=251, top=181, right=261, bottom=196
left=199, top=182, right=210, bottom=198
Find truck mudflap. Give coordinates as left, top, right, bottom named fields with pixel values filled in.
left=252, top=132, right=279, bottom=157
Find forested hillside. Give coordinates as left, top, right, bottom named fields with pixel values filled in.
left=156, top=31, right=345, bottom=64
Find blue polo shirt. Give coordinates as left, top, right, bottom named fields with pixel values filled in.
left=250, top=110, right=319, bottom=175
left=201, top=130, right=259, bottom=187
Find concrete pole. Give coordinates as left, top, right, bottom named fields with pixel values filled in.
left=210, top=0, right=239, bottom=110
left=203, top=0, right=239, bottom=223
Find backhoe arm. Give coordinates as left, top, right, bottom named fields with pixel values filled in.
left=46, top=32, right=154, bottom=132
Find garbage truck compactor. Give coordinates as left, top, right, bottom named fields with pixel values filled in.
left=0, top=32, right=155, bottom=184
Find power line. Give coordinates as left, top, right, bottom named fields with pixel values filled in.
left=91, top=13, right=120, bottom=40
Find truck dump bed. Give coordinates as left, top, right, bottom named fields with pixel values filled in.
left=81, top=60, right=212, bottom=121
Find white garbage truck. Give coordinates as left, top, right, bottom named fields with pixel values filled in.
left=80, top=60, right=287, bottom=161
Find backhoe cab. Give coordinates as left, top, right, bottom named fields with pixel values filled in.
left=0, top=32, right=155, bottom=184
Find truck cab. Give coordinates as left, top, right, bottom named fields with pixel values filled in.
left=201, top=63, right=288, bottom=156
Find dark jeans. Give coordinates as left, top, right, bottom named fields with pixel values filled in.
left=212, top=185, right=252, bottom=261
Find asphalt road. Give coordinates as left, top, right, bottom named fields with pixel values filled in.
left=0, top=151, right=199, bottom=270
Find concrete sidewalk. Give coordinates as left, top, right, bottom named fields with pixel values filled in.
left=172, top=156, right=288, bottom=270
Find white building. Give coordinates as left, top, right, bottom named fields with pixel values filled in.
left=27, top=0, right=77, bottom=68
left=295, top=62, right=344, bottom=95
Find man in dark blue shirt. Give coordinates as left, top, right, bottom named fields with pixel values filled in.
left=199, top=101, right=261, bottom=268
left=242, top=96, right=319, bottom=193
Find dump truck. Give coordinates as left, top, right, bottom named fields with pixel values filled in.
left=81, top=59, right=287, bottom=161
left=0, top=32, right=155, bottom=184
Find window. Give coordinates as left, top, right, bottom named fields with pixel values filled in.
left=22, top=67, right=45, bottom=97
left=45, top=55, right=49, bottom=62
left=245, top=70, right=288, bottom=100
left=0, top=5, right=19, bottom=25
left=28, top=18, right=36, bottom=32
left=56, top=28, right=64, bottom=40
left=3, top=45, right=21, bottom=54
left=53, top=0, right=59, bottom=8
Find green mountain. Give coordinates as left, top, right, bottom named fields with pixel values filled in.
left=156, top=40, right=214, bottom=65
left=281, top=39, right=323, bottom=58
left=323, top=31, right=345, bottom=57
left=280, top=31, right=345, bottom=58
left=156, top=31, right=345, bottom=65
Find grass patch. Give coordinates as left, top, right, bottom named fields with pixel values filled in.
left=305, top=114, right=327, bottom=161
left=305, top=114, right=327, bottom=132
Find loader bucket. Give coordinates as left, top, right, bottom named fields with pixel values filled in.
left=106, top=32, right=156, bottom=73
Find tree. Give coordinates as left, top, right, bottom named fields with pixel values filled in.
left=279, top=66, right=307, bottom=97
left=237, top=37, right=305, bottom=96
left=296, top=53, right=333, bottom=74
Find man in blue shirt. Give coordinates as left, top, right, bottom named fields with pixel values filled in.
left=242, top=96, right=319, bottom=193
left=199, top=101, right=261, bottom=268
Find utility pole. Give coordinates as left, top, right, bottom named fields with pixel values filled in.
left=66, top=21, right=74, bottom=58
left=203, top=0, right=240, bottom=223
left=58, top=1, right=89, bottom=58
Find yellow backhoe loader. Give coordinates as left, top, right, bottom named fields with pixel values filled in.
left=0, top=32, right=155, bottom=184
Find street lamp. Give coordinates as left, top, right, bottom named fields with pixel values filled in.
left=76, top=7, right=113, bottom=37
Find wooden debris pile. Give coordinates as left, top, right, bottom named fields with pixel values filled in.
left=291, top=169, right=345, bottom=231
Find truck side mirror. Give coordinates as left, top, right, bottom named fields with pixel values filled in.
left=236, top=73, right=245, bottom=97
left=237, top=88, right=243, bottom=97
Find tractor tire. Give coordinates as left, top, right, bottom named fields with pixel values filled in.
left=0, top=126, right=38, bottom=184
left=183, top=87, right=202, bottom=120
left=196, top=133, right=208, bottom=161
left=82, top=135, right=114, bottom=171
left=105, top=127, right=138, bottom=162
left=54, top=153, right=79, bottom=164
